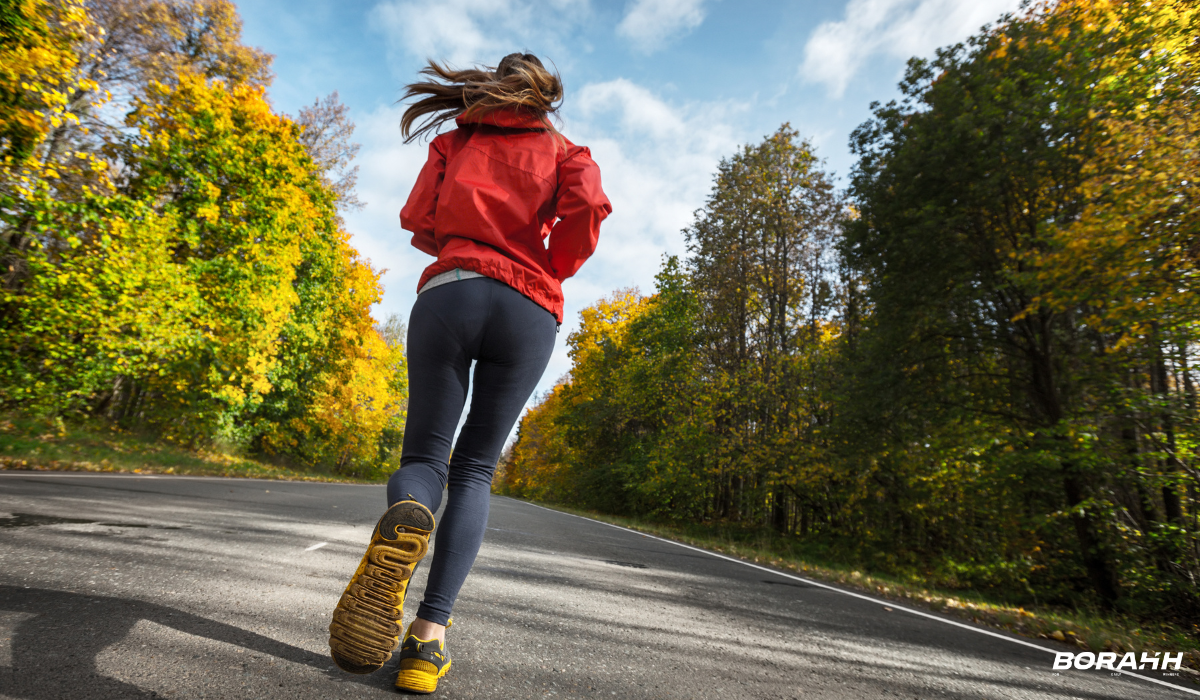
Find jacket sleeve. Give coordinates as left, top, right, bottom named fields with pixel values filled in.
left=547, top=146, right=612, bottom=281
left=399, top=138, right=447, bottom=257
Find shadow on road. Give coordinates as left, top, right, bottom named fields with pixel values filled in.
left=0, top=585, right=383, bottom=698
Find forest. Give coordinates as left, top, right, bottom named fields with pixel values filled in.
left=499, top=0, right=1200, bottom=628
left=0, top=0, right=406, bottom=476
left=4, top=0, right=1198, bottom=629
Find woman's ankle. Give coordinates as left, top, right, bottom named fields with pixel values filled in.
left=409, top=617, right=446, bottom=643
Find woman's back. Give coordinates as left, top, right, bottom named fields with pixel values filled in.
left=402, top=106, right=609, bottom=323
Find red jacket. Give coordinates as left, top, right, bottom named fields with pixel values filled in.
left=400, top=108, right=612, bottom=322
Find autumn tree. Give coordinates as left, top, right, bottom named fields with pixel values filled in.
left=0, top=0, right=98, bottom=293
left=685, top=125, right=842, bottom=528
left=845, top=0, right=1199, bottom=611
left=505, top=260, right=712, bottom=516
left=0, top=0, right=404, bottom=476
left=0, top=0, right=93, bottom=166
left=1028, top=0, right=1200, bottom=608
left=501, top=380, right=574, bottom=502
left=296, top=91, right=362, bottom=211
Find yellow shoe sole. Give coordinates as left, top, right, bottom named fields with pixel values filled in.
left=328, top=501, right=434, bottom=674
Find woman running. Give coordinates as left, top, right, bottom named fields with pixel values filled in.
left=327, top=53, right=611, bottom=694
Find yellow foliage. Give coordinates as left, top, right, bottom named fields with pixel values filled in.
left=503, top=381, right=573, bottom=500
left=128, top=72, right=321, bottom=412
left=567, top=288, right=650, bottom=380
left=1027, top=0, right=1200, bottom=346
left=305, top=245, right=407, bottom=470
left=0, top=0, right=96, bottom=168
left=0, top=0, right=404, bottom=476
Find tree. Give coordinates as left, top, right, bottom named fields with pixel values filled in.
left=0, top=0, right=406, bottom=477
left=37, top=0, right=272, bottom=183
left=1029, top=0, right=1200, bottom=607
left=0, top=0, right=98, bottom=292
left=685, top=124, right=842, bottom=528
left=0, top=0, right=94, bottom=166
left=504, top=0, right=1200, bottom=628
left=505, top=260, right=713, bottom=517
left=845, top=0, right=1199, bottom=610
left=296, top=91, right=362, bottom=211
left=502, top=380, right=574, bottom=502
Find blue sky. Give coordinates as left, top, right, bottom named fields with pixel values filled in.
left=235, top=0, right=1024, bottom=428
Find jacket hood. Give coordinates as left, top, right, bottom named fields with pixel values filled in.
left=456, top=108, right=550, bottom=130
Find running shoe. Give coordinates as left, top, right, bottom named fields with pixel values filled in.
left=328, top=500, right=434, bottom=674
left=394, top=621, right=452, bottom=693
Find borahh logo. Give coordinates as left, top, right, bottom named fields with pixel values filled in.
left=1053, top=651, right=1184, bottom=671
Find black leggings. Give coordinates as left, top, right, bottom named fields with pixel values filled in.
left=387, top=277, right=557, bottom=626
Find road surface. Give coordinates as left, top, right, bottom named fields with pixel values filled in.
left=0, top=472, right=1195, bottom=699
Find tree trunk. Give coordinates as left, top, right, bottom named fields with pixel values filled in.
left=1062, top=468, right=1120, bottom=606
left=1152, top=342, right=1185, bottom=525
left=771, top=488, right=788, bottom=533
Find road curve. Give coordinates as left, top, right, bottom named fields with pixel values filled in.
left=0, top=472, right=1194, bottom=699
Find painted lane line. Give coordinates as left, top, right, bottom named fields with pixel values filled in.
left=517, top=499, right=1200, bottom=698
left=304, top=542, right=328, bottom=551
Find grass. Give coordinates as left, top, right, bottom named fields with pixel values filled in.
left=518, top=497, right=1200, bottom=680
left=0, top=413, right=383, bottom=483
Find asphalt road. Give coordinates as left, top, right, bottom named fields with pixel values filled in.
left=0, top=472, right=1195, bottom=699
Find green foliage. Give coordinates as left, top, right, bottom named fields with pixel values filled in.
left=506, top=0, right=1200, bottom=631
left=844, top=0, right=1199, bottom=616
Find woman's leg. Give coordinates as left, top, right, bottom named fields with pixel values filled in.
left=386, top=281, right=489, bottom=511
left=414, top=279, right=557, bottom=627
left=333, top=279, right=550, bottom=675
left=331, top=282, right=473, bottom=676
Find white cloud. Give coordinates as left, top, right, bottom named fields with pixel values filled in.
left=371, top=0, right=588, bottom=66
left=566, top=79, right=739, bottom=271
left=341, top=105, right=431, bottom=324
left=544, top=78, right=742, bottom=381
left=800, top=0, right=1025, bottom=98
left=616, top=0, right=706, bottom=53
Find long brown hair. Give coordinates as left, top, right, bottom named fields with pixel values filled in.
left=399, top=53, right=563, bottom=143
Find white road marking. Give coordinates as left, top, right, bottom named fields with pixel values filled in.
left=518, top=499, right=1200, bottom=698
left=0, top=611, right=37, bottom=667
left=304, top=542, right=328, bottom=551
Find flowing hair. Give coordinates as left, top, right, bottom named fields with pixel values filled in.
left=399, top=53, right=563, bottom=144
